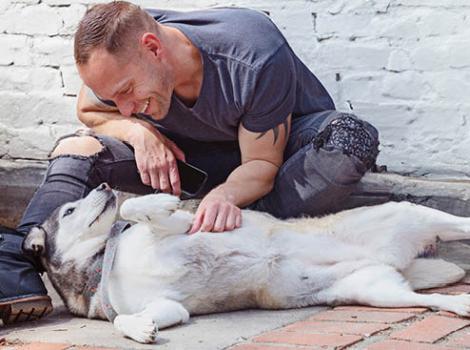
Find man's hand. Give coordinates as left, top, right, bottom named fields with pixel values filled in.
left=129, top=125, right=186, bottom=195
left=188, top=188, right=241, bottom=233
left=77, top=84, right=186, bottom=195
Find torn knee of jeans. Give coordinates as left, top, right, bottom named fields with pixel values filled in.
left=48, top=129, right=106, bottom=160
left=313, top=113, right=380, bottom=170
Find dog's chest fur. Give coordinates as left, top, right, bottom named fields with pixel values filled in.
left=45, top=253, right=107, bottom=319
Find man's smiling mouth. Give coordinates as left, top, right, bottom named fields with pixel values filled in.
left=139, top=98, right=150, bottom=114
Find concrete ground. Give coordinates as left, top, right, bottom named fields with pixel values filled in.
left=2, top=241, right=470, bottom=350
left=0, top=275, right=324, bottom=350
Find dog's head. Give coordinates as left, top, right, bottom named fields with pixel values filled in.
left=23, top=183, right=118, bottom=266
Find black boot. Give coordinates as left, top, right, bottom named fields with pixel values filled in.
left=0, top=225, right=52, bottom=324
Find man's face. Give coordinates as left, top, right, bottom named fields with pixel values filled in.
left=78, top=46, right=174, bottom=120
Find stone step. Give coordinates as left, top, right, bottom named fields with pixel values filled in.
left=2, top=159, right=470, bottom=228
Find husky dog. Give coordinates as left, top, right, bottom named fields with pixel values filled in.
left=23, top=183, right=470, bottom=343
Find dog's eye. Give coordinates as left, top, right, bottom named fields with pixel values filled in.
left=63, top=207, right=75, bottom=218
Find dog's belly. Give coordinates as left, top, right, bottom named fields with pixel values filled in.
left=108, top=226, right=278, bottom=314
left=107, top=221, right=375, bottom=315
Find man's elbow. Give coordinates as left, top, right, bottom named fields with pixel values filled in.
left=259, top=162, right=279, bottom=194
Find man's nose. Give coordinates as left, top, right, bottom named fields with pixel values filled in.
left=115, top=98, right=135, bottom=117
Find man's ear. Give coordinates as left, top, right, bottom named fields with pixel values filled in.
left=140, top=32, right=161, bottom=57
left=22, top=226, right=46, bottom=256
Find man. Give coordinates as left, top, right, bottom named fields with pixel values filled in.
left=0, top=1, right=379, bottom=323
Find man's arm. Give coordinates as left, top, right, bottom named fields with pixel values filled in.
left=77, top=84, right=185, bottom=194
left=189, top=115, right=291, bottom=233
left=77, top=84, right=143, bottom=141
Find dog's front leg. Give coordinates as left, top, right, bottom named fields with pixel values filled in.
left=113, top=298, right=189, bottom=343
left=120, top=194, right=193, bottom=235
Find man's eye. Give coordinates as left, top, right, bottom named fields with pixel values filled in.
left=63, top=207, right=75, bottom=218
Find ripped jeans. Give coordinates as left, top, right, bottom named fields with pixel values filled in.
left=17, top=110, right=379, bottom=233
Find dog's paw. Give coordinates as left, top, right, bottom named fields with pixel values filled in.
left=438, top=294, right=470, bottom=317
left=120, top=194, right=180, bottom=223
left=156, top=301, right=190, bottom=329
left=114, top=314, right=158, bottom=343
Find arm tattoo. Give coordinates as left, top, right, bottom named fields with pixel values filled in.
left=256, top=119, right=289, bottom=145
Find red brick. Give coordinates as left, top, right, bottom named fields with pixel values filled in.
left=365, top=340, right=454, bottom=350
left=1, top=343, right=70, bottom=350
left=419, top=284, right=470, bottom=295
left=445, top=329, right=470, bottom=347
left=334, top=305, right=428, bottom=314
left=390, top=315, right=470, bottom=343
left=282, top=320, right=389, bottom=336
left=308, top=310, right=415, bottom=324
left=73, top=347, right=119, bottom=350
left=253, top=331, right=362, bottom=348
left=436, top=310, right=460, bottom=318
left=230, top=344, right=317, bottom=350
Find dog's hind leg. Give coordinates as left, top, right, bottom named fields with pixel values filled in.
left=322, top=201, right=470, bottom=269
left=331, top=201, right=470, bottom=243
left=120, top=194, right=193, bottom=235
left=113, top=298, right=189, bottom=343
left=320, top=264, right=470, bottom=316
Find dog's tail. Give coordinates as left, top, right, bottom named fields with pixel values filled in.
left=403, top=258, right=465, bottom=291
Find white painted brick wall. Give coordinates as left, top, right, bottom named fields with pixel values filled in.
left=0, top=0, right=469, bottom=178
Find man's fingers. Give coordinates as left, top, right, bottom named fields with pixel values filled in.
left=168, top=161, right=181, bottom=196
left=157, top=163, right=172, bottom=193
left=140, top=171, right=151, bottom=186
left=235, top=212, right=242, bottom=228
left=135, top=156, right=151, bottom=186
left=225, top=209, right=238, bottom=231
left=150, top=170, right=161, bottom=191
left=189, top=212, right=203, bottom=234
left=200, top=207, right=217, bottom=232
left=213, top=206, right=230, bottom=232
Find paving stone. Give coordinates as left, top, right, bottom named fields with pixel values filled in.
left=333, top=306, right=428, bottom=314
left=390, top=315, right=470, bottom=343
left=253, top=331, right=362, bottom=348
left=0, top=343, right=70, bottom=350
left=365, top=340, right=454, bottom=350
left=282, top=320, right=389, bottom=336
left=444, top=328, right=470, bottom=348
left=308, top=310, right=415, bottom=324
left=72, top=347, right=120, bottom=350
left=436, top=311, right=460, bottom=318
left=230, top=344, right=317, bottom=350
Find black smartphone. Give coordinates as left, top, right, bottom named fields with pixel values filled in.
left=176, top=159, right=208, bottom=198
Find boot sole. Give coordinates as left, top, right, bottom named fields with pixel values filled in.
left=0, top=295, right=53, bottom=324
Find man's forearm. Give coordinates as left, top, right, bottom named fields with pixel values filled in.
left=210, top=160, right=279, bottom=207
left=79, top=111, right=156, bottom=145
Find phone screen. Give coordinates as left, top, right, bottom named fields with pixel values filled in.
left=177, top=160, right=208, bottom=197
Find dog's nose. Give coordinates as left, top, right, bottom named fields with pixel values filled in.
left=97, top=183, right=111, bottom=191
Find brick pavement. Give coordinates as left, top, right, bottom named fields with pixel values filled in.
left=230, top=283, right=470, bottom=350
left=2, top=283, right=470, bottom=350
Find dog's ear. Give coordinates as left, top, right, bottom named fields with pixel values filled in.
left=22, top=226, right=46, bottom=256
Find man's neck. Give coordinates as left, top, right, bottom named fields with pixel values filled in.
left=161, top=25, right=203, bottom=107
